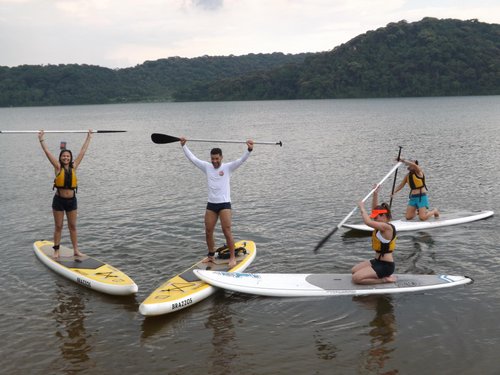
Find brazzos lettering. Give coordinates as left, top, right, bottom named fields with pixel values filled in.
left=172, top=298, right=193, bottom=310
left=77, top=277, right=91, bottom=288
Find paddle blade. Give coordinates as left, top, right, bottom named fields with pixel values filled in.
left=313, top=227, right=338, bottom=253
left=151, top=133, right=180, bottom=144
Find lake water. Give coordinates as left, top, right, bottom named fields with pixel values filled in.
left=0, top=97, right=499, bottom=374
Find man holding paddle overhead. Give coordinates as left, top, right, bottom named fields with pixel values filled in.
left=180, top=137, right=254, bottom=268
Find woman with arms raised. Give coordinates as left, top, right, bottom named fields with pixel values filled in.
left=352, top=187, right=397, bottom=285
left=38, top=130, right=92, bottom=259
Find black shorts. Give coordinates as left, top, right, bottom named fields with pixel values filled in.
left=206, top=202, right=231, bottom=213
left=370, top=258, right=395, bottom=278
left=52, top=194, right=77, bottom=212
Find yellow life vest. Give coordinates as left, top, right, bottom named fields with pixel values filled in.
left=371, top=224, right=397, bottom=257
left=408, top=172, right=426, bottom=190
left=53, top=167, right=78, bottom=190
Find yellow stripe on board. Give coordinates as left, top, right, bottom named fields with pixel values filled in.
left=34, top=240, right=136, bottom=286
left=142, top=240, right=256, bottom=305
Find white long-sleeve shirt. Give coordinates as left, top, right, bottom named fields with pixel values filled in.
left=182, top=145, right=251, bottom=203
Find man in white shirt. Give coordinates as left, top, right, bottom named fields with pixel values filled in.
left=180, top=137, right=254, bottom=267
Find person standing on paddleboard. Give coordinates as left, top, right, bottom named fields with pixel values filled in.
left=392, top=158, right=440, bottom=221
left=352, top=186, right=397, bottom=284
left=180, top=137, right=254, bottom=268
left=38, top=130, right=92, bottom=259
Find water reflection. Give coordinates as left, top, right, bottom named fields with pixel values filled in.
left=140, top=311, right=184, bottom=339
left=354, top=295, right=398, bottom=375
left=341, top=229, right=372, bottom=239
left=50, top=283, right=94, bottom=373
left=400, top=231, right=436, bottom=274
left=205, top=293, right=238, bottom=375
left=313, top=331, right=339, bottom=361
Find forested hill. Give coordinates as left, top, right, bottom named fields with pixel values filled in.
left=174, top=18, right=500, bottom=101
left=0, top=53, right=310, bottom=107
left=1, top=18, right=499, bottom=107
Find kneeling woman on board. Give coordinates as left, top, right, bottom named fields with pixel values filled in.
left=38, top=130, right=92, bottom=259
left=392, top=158, right=439, bottom=221
left=352, top=187, right=397, bottom=284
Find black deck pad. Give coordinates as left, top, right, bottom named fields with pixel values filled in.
left=56, top=257, right=104, bottom=269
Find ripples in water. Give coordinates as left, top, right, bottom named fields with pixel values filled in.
left=1, top=97, right=499, bottom=374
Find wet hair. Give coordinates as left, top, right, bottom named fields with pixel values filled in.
left=59, top=149, right=74, bottom=168
left=210, top=148, right=222, bottom=156
left=375, top=203, right=392, bottom=220
left=414, top=160, right=419, bottom=165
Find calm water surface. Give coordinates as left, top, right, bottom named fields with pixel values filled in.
left=1, top=97, right=499, bottom=374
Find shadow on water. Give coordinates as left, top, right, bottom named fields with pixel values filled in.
left=353, top=295, right=399, bottom=375
left=140, top=308, right=190, bottom=338
left=46, top=282, right=138, bottom=374
left=204, top=292, right=239, bottom=375
left=309, top=294, right=398, bottom=373
left=49, top=283, right=94, bottom=373
left=341, top=229, right=372, bottom=239
left=399, top=231, right=436, bottom=274
left=90, top=291, right=139, bottom=312
left=139, top=291, right=250, bottom=374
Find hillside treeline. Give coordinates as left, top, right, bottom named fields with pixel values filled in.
left=1, top=18, right=498, bottom=107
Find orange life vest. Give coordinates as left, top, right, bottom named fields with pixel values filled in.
left=53, top=167, right=77, bottom=190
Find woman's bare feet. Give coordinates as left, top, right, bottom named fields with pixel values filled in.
left=53, top=245, right=60, bottom=260
left=384, top=275, right=397, bottom=283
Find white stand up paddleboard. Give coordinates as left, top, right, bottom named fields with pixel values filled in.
left=342, top=210, right=493, bottom=232
left=33, top=240, right=138, bottom=295
left=194, top=270, right=472, bottom=297
left=139, top=240, right=256, bottom=316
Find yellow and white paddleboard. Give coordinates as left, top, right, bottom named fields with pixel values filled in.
left=139, top=240, right=256, bottom=316
left=33, top=240, right=138, bottom=295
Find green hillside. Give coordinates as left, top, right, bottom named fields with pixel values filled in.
left=173, top=18, right=500, bottom=101
left=1, top=17, right=498, bottom=107
left=0, top=53, right=310, bottom=107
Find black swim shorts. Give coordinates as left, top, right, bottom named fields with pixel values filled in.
left=370, top=258, right=395, bottom=279
left=52, top=194, right=77, bottom=212
left=206, top=202, right=231, bottom=213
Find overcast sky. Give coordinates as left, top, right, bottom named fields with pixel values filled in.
left=1, top=0, right=499, bottom=69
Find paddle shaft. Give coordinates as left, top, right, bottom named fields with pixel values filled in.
left=389, top=146, right=403, bottom=208
left=0, top=130, right=126, bottom=133
left=186, top=138, right=280, bottom=146
left=313, top=161, right=403, bottom=253
left=151, top=133, right=282, bottom=146
left=339, top=161, right=403, bottom=227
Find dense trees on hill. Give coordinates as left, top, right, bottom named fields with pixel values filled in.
left=0, top=53, right=310, bottom=107
left=174, top=18, right=500, bottom=101
left=1, top=18, right=498, bottom=107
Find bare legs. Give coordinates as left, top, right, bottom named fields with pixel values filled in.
left=52, top=210, right=64, bottom=259
left=52, top=209, right=83, bottom=258
left=351, top=260, right=396, bottom=285
left=405, top=206, right=440, bottom=221
left=203, top=209, right=236, bottom=267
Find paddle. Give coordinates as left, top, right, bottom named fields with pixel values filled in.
left=151, top=133, right=283, bottom=146
left=313, top=161, right=403, bottom=253
left=389, top=146, right=403, bottom=209
left=0, top=130, right=126, bottom=133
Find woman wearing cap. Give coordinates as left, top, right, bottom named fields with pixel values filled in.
left=38, top=130, right=92, bottom=259
left=352, top=187, right=397, bottom=284
left=392, top=158, right=439, bottom=221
